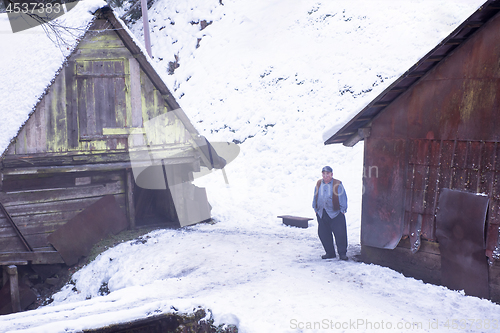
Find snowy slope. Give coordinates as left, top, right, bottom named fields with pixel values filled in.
left=2, top=0, right=500, bottom=332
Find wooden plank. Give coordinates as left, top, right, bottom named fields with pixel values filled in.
left=77, top=77, right=88, bottom=137
left=14, top=211, right=85, bottom=229
left=125, top=169, right=135, bottom=229
left=0, top=181, right=124, bottom=207
left=141, top=69, right=157, bottom=122
left=86, top=62, right=97, bottom=136
left=2, top=163, right=130, bottom=175
left=0, top=202, right=33, bottom=252
left=0, top=236, right=26, bottom=253
left=93, top=61, right=105, bottom=135
left=2, top=151, right=133, bottom=168
left=5, top=142, right=16, bottom=156
left=73, top=48, right=131, bottom=60
left=15, top=126, right=27, bottom=155
left=104, top=62, right=117, bottom=131
left=4, top=194, right=125, bottom=218
left=1, top=220, right=66, bottom=239
left=25, top=111, right=37, bottom=154
left=66, top=61, right=79, bottom=150
left=154, top=90, right=167, bottom=144
left=24, top=233, right=61, bottom=249
left=103, top=128, right=144, bottom=135
left=0, top=251, right=64, bottom=265
left=78, top=37, right=125, bottom=50
left=115, top=83, right=127, bottom=129
left=1, top=171, right=76, bottom=193
left=56, top=68, right=68, bottom=152
left=129, top=58, right=143, bottom=128
left=2, top=149, right=193, bottom=174
left=46, top=70, right=68, bottom=153
left=35, top=98, right=47, bottom=153
left=0, top=216, right=10, bottom=228
left=3, top=165, right=125, bottom=184
left=0, top=226, right=21, bottom=238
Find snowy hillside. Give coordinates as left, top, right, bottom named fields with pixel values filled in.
left=2, top=0, right=500, bottom=332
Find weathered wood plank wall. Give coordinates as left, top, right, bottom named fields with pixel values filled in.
left=5, top=19, right=193, bottom=159
left=0, top=171, right=126, bottom=253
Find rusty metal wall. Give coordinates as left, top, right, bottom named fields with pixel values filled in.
left=362, top=11, right=500, bottom=257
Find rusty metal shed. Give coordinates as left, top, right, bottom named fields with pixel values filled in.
left=0, top=6, right=224, bottom=313
left=325, top=0, right=500, bottom=301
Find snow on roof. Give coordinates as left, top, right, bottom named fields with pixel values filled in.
left=0, top=0, right=106, bottom=157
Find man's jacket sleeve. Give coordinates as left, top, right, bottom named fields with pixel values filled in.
left=339, top=183, right=348, bottom=214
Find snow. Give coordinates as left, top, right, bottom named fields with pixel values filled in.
left=2, top=0, right=500, bottom=332
left=0, top=0, right=106, bottom=157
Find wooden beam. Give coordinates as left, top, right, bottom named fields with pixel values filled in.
left=7, top=265, right=21, bottom=313
left=465, top=21, right=483, bottom=28
left=2, top=162, right=132, bottom=175
left=407, top=71, right=426, bottom=78
left=102, top=127, right=145, bottom=135
left=0, top=252, right=64, bottom=265
left=125, top=169, right=136, bottom=230
left=353, top=117, right=373, bottom=122
left=0, top=202, right=33, bottom=252
left=343, top=132, right=363, bottom=148
left=424, top=56, right=445, bottom=62
left=371, top=102, right=390, bottom=107
left=445, top=38, right=465, bottom=45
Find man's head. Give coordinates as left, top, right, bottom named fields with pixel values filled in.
left=322, top=166, right=333, bottom=183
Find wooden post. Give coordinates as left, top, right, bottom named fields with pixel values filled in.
left=126, top=169, right=136, bottom=230
left=140, top=0, right=152, bottom=57
left=7, top=265, right=21, bottom=313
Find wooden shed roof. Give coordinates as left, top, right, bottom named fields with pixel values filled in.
left=324, top=0, right=500, bottom=147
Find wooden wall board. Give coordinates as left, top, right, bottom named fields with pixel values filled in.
left=0, top=252, right=64, bottom=265
left=0, top=170, right=127, bottom=254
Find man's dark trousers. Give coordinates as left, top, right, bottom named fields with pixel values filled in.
left=317, top=209, right=347, bottom=257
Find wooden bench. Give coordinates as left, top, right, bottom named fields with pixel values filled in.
left=277, top=215, right=313, bottom=229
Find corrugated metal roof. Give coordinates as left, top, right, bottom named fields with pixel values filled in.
left=324, top=0, right=500, bottom=146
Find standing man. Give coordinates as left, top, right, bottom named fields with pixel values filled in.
left=312, top=166, right=348, bottom=260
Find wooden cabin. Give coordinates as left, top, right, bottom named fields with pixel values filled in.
left=0, top=6, right=224, bottom=312
left=324, top=0, right=500, bottom=302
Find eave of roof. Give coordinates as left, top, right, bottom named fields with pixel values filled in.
left=324, top=0, right=500, bottom=146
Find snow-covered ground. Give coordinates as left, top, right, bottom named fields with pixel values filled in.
left=2, top=0, right=500, bottom=332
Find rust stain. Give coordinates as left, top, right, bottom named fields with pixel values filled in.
left=459, top=81, right=475, bottom=122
